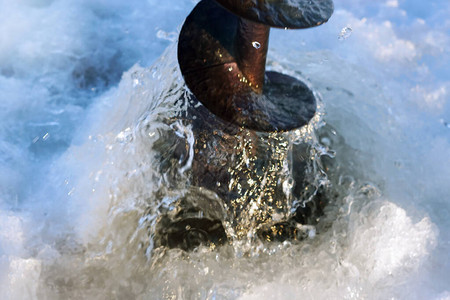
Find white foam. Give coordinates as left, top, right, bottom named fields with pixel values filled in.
left=0, top=212, right=25, bottom=256
left=237, top=199, right=437, bottom=300
left=2, top=258, right=42, bottom=300
left=0, top=0, right=449, bottom=298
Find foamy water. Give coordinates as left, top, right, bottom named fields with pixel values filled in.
left=0, top=0, right=449, bottom=299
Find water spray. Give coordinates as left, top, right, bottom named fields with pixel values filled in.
left=154, top=0, right=334, bottom=250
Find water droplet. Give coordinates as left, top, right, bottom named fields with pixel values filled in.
left=338, top=26, right=353, bottom=40
left=42, top=133, right=50, bottom=141
left=252, top=41, right=261, bottom=49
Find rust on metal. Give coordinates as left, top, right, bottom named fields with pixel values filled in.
left=178, top=0, right=334, bottom=131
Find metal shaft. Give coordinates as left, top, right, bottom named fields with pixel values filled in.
left=178, top=0, right=334, bottom=131
left=236, top=18, right=270, bottom=93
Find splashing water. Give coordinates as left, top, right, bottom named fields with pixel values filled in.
left=338, top=26, right=353, bottom=40
left=0, top=0, right=449, bottom=299
left=2, top=42, right=434, bottom=300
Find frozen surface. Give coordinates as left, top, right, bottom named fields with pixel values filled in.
left=0, top=0, right=449, bottom=299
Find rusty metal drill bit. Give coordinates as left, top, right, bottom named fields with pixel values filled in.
left=178, top=0, right=333, bottom=132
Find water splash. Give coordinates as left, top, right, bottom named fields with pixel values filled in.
left=338, top=26, right=353, bottom=40
left=0, top=4, right=444, bottom=295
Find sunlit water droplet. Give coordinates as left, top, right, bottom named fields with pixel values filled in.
left=338, top=26, right=353, bottom=40
left=42, top=133, right=50, bottom=141
left=252, top=41, right=261, bottom=49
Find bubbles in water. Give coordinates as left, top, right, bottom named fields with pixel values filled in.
left=252, top=41, right=261, bottom=49
left=338, top=26, right=353, bottom=40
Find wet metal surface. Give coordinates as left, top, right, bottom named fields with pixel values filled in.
left=215, top=0, right=334, bottom=29
left=178, top=0, right=331, bottom=131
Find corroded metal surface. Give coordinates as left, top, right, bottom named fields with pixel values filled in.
left=215, top=0, right=334, bottom=29
left=236, top=18, right=269, bottom=92
left=178, top=0, right=322, bottom=131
